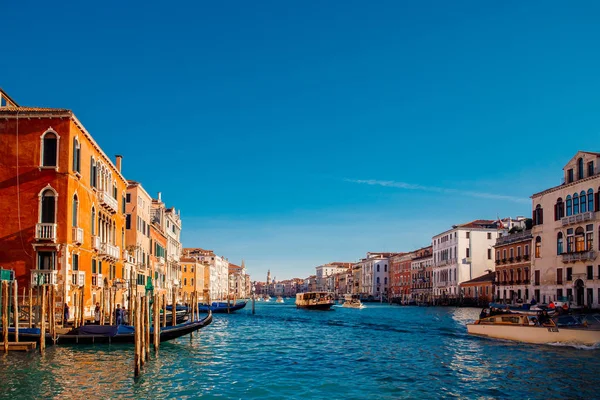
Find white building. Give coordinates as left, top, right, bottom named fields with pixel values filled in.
left=358, top=252, right=393, bottom=299
left=433, top=220, right=506, bottom=299
left=531, top=151, right=599, bottom=307
left=125, top=181, right=153, bottom=297
left=165, top=207, right=182, bottom=293
left=183, top=248, right=229, bottom=301
left=315, top=262, right=351, bottom=291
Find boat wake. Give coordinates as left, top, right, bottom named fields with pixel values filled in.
left=545, top=342, right=600, bottom=351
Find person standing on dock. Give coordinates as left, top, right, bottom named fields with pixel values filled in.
left=94, top=303, right=101, bottom=325
left=115, top=304, right=123, bottom=325
left=64, top=303, right=70, bottom=326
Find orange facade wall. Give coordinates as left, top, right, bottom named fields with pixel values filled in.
left=0, top=112, right=128, bottom=316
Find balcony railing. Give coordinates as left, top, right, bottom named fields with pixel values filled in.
left=156, top=256, right=165, bottom=265
left=561, top=211, right=595, bottom=227
left=98, top=190, right=119, bottom=214
left=562, top=251, right=597, bottom=263
left=35, top=223, right=57, bottom=241
left=99, top=242, right=120, bottom=260
left=31, top=269, right=58, bottom=286
left=92, top=273, right=104, bottom=288
left=92, top=235, right=101, bottom=250
left=72, top=226, right=84, bottom=244
left=71, top=271, right=85, bottom=286
left=434, top=259, right=457, bottom=267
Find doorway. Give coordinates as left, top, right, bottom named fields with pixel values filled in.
left=574, top=279, right=584, bottom=307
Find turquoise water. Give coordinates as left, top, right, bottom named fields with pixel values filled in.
left=1, top=300, right=599, bottom=399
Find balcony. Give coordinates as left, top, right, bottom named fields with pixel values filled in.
left=156, top=256, right=165, bottom=265
left=35, top=223, right=57, bottom=241
left=31, top=269, right=58, bottom=286
left=98, top=190, right=119, bottom=214
left=561, top=211, right=595, bottom=227
left=562, top=251, right=597, bottom=263
left=72, top=226, right=84, bottom=244
left=92, top=273, right=104, bottom=288
left=99, top=242, right=120, bottom=261
left=92, top=235, right=101, bottom=250
left=71, top=271, right=86, bottom=286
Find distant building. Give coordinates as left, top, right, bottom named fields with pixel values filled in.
left=494, top=222, right=532, bottom=303
left=433, top=220, right=507, bottom=300
left=459, top=271, right=495, bottom=305
left=410, top=246, right=433, bottom=303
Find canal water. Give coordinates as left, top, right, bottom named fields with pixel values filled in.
left=1, top=300, right=599, bottom=399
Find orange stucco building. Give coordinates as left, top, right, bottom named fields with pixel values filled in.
left=0, top=89, right=128, bottom=318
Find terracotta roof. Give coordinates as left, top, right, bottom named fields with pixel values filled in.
left=458, top=219, right=498, bottom=228
left=0, top=106, right=71, bottom=113
left=460, top=272, right=495, bottom=285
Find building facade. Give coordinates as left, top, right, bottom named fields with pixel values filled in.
left=433, top=220, right=505, bottom=300
left=494, top=229, right=532, bottom=303
left=531, top=151, right=599, bottom=307
left=410, top=246, right=433, bottom=303
left=180, top=257, right=204, bottom=302
left=0, top=89, right=128, bottom=320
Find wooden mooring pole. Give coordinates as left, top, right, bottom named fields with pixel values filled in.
left=153, top=293, right=160, bottom=353
left=162, top=293, right=167, bottom=328
left=145, top=295, right=150, bottom=361
left=134, top=294, right=141, bottom=377
left=171, top=287, right=176, bottom=327
left=39, top=285, right=46, bottom=354
left=28, top=287, right=32, bottom=329
left=3, top=281, right=9, bottom=353
left=13, top=280, right=19, bottom=343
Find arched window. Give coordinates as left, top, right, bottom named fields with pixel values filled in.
left=557, top=232, right=563, bottom=255
left=90, top=157, right=97, bottom=188
left=588, top=189, right=594, bottom=213
left=376, top=277, right=380, bottom=285
left=578, top=157, right=584, bottom=180
left=384, top=277, right=387, bottom=285
left=72, top=195, right=78, bottom=227
left=566, top=195, right=572, bottom=216
left=535, top=236, right=541, bottom=258
left=534, top=204, right=543, bottom=225
left=384, top=264, right=387, bottom=272
left=555, top=198, right=564, bottom=220
left=377, top=264, right=380, bottom=272
left=580, top=191, right=587, bottom=213
left=91, top=207, right=96, bottom=235
left=40, top=188, right=57, bottom=223
left=72, top=137, right=81, bottom=173
left=41, top=131, right=58, bottom=167
left=575, top=227, right=585, bottom=252
left=184, top=278, right=187, bottom=286
left=573, top=193, right=579, bottom=214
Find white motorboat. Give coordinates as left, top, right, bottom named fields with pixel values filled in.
left=276, top=296, right=284, bottom=303
left=342, top=294, right=365, bottom=309
left=467, top=313, right=600, bottom=346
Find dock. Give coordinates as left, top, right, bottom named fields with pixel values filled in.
left=5, top=342, right=36, bottom=352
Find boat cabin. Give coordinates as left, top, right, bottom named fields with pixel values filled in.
left=478, top=314, right=556, bottom=327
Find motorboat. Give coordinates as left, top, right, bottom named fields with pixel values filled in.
left=295, top=292, right=335, bottom=310
left=276, top=296, right=284, bottom=303
left=467, top=312, right=600, bottom=346
left=197, top=301, right=247, bottom=314
left=342, top=294, right=365, bottom=309
left=263, top=295, right=271, bottom=302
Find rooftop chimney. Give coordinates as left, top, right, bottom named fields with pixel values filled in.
left=115, top=155, right=122, bottom=173
left=158, top=192, right=162, bottom=201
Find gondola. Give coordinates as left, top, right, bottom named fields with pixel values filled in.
left=167, top=301, right=247, bottom=314
left=3, top=312, right=212, bottom=345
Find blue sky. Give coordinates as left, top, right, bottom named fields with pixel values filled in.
left=3, top=1, right=600, bottom=280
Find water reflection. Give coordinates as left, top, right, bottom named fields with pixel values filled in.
left=0, top=304, right=598, bottom=399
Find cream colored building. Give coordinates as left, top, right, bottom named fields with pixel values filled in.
left=125, top=181, right=153, bottom=297
left=180, top=257, right=205, bottom=302
left=531, top=151, right=599, bottom=307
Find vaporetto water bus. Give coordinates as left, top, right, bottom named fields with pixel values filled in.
left=295, top=292, right=335, bottom=310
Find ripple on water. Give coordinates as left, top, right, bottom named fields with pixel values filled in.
left=0, top=304, right=599, bottom=399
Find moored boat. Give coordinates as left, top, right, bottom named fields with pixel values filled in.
left=276, top=296, right=284, bottom=303
left=295, top=292, right=335, bottom=310
left=4, top=312, right=213, bottom=345
left=197, top=301, right=247, bottom=314
left=467, top=312, right=600, bottom=346
left=342, top=294, right=365, bottom=309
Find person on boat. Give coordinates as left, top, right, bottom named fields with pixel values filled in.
left=122, top=305, right=127, bottom=325
left=538, top=310, right=551, bottom=326
left=115, top=304, right=123, bottom=325
left=94, top=302, right=101, bottom=324
left=64, top=303, right=70, bottom=326
left=479, top=308, right=488, bottom=320
left=530, top=297, right=537, bottom=305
